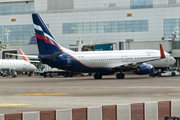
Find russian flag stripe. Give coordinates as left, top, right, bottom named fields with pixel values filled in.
left=35, top=33, right=61, bottom=49
left=34, top=24, right=43, bottom=31
left=35, top=29, right=44, bottom=35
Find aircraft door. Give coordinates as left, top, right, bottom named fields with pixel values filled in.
left=23, top=63, right=27, bottom=70
left=67, top=56, right=72, bottom=66
left=165, top=55, right=169, bottom=62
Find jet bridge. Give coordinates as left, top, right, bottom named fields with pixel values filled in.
left=0, top=49, right=18, bottom=59
left=76, top=40, right=172, bottom=52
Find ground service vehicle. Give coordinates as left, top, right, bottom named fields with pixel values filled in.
left=35, top=64, right=75, bottom=77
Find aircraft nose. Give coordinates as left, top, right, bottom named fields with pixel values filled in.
left=173, top=57, right=176, bottom=64
left=31, top=64, right=37, bottom=70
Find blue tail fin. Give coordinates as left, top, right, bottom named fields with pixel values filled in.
left=32, top=13, right=63, bottom=54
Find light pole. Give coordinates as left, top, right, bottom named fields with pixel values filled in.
left=4, top=28, right=11, bottom=44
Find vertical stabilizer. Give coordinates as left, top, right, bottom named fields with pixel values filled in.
left=32, top=13, right=63, bottom=55
left=18, top=48, right=29, bottom=62
left=160, top=44, right=165, bottom=59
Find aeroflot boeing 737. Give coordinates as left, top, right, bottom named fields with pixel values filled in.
left=32, top=13, right=176, bottom=79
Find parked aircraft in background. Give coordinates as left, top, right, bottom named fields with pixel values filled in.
left=32, top=13, right=176, bottom=79
left=2, top=49, right=37, bottom=76
left=18, top=48, right=39, bottom=62
left=18, top=48, right=30, bottom=62
left=9, top=49, right=38, bottom=60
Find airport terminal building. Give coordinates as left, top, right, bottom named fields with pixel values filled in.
left=0, top=0, right=180, bottom=66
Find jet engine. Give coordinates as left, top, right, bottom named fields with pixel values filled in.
left=135, top=64, right=154, bottom=75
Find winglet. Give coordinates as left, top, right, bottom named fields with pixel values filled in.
left=160, top=44, right=165, bottom=59
left=18, top=48, right=29, bottom=62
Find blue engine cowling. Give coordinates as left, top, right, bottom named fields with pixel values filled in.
left=135, top=64, right=154, bottom=75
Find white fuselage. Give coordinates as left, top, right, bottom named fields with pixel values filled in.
left=65, top=49, right=175, bottom=69
left=0, top=59, right=37, bottom=72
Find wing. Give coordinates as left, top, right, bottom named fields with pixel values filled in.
left=113, top=61, right=144, bottom=69
left=111, top=44, right=165, bottom=71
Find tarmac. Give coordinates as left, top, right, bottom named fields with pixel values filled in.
left=0, top=74, right=180, bottom=114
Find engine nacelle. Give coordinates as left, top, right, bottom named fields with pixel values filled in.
left=135, top=64, right=154, bottom=75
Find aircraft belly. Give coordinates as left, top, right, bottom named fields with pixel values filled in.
left=65, top=59, right=112, bottom=73
left=82, top=61, right=108, bottom=67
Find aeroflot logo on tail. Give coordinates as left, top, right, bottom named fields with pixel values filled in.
left=34, top=24, right=61, bottom=49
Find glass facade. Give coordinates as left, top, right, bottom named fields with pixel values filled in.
left=0, top=25, right=34, bottom=44
left=0, top=4, right=34, bottom=15
left=130, top=0, right=153, bottom=9
left=63, top=20, right=148, bottom=34
left=164, top=18, right=180, bottom=49
left=164, top=18, right=180, bottom=39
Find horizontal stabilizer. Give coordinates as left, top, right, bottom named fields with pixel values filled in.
left=42, top=52, right=63, bottom=59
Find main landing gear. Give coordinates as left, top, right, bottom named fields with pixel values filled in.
left=94, top=73, right=102, bottom=79
left=26, top=72, right=33, bottom=76
left=94, top=72, right=125, bottom=79
left=116, top=73, right=125, bottom=79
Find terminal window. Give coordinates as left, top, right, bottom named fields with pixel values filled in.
left=47, top=0, right=74, bottom=10
left=63, top=20, right=148, bottom=34
left=0, top=25, right=34, bottom=44
left=169, top=0, right=176, bottom=4
left=164, top=18, right=180, bottom=39
left=164, top=18, right=180, bottom=49
left=130, top=0, right=153, bottom=9
left=0, top=4, right=34, bottom=15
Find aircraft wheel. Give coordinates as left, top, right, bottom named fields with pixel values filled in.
left=116, top=73, right=120, bottom=79
left=44, top=73, right=47, bottom=78
left=50, top=73, right=52, bottom=77
left=69, top=73, right=73, bottom=77
left=172, top=72, right=175, bottom=76
left=13, top=72, right=17, bottom=77
left=94, top=73, right=102, bottom=79
left=63, top=72, right=69, bottom=77
left=94, top=73, right=98, bottom=79
left=151, top=74, right=155, bottom=77
left=121, top=73, right=125, bottom=79
left=116, top=73, right=125, bottom=79
left=88, top=73, right=92, bottom=76
left=28, top=72, right=32, bottom=76
left=97, top=73, right=102, bottom=79
left=158, top=72, right=161, bottom=77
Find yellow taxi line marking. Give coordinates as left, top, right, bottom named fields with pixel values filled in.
left=16, top=93, right=69, bottom=96
left=0, top=103, right=31, bottom=107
